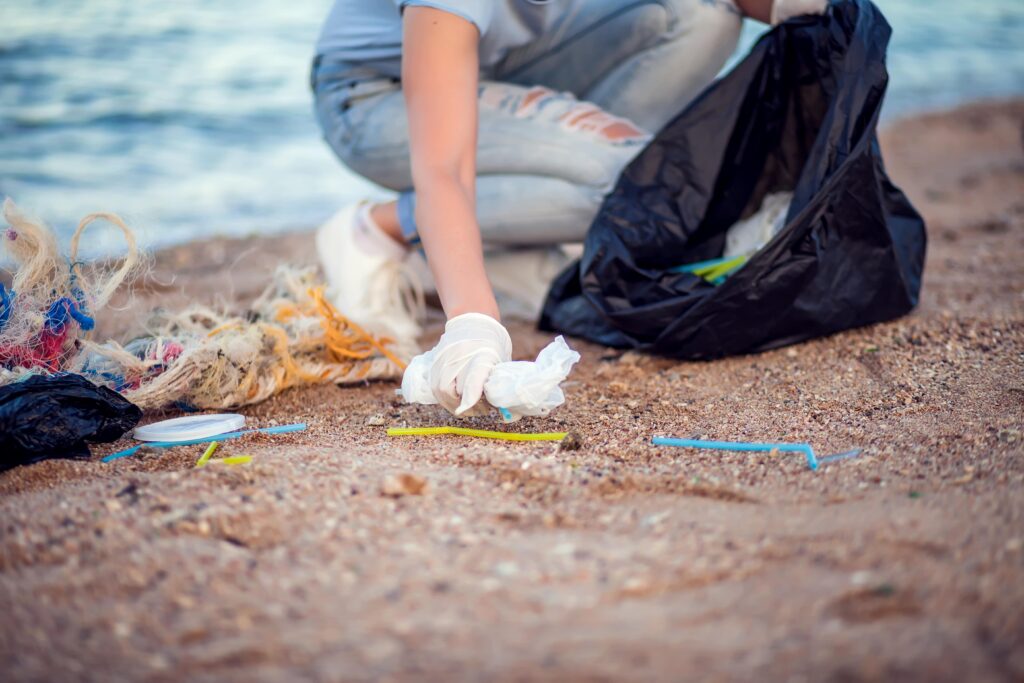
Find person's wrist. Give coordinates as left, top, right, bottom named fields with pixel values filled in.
left=446, top=311, right=501, bottom=328
left=444, top=312, right=512, bottom=359
left=446, top=298, right=500, bottom=322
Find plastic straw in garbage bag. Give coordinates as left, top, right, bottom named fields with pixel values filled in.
left=401, top=336, right=580, bottom=422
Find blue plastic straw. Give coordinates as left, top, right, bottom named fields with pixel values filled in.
left=670, top=256, right=737, bottom=273
left=102, top=422, right=307, bottom=462
left=670, top=254, right=749, bottom=282
left=652, top=437, right=820, bottom=470
left=818, top=448, right=863, bottom=464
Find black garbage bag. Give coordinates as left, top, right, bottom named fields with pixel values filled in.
left=0, top=374, right=142, bottom=471
left=539, top=0, right=926, bottom=358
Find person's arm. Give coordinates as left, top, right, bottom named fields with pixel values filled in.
left=735, top=0, right=773, bottom=23
left=401, top=6, right=499, bottom=320
left=736, top=0, right=828, bottom=24
left=400, top=6, right=511, bottom=417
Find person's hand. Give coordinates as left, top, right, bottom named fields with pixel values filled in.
left=772, top=0, right=828, bottom=25
left=428, top=312, right=512, bottom=416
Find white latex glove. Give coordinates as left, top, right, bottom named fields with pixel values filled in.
left=413, top=312, right=512, bottom=416
left=771, top=0, right=828, bottom=25
left=401, top=335, right=580, bottom=421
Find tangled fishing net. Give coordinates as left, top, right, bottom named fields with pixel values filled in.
left=0, top=198, right=410, bottom=410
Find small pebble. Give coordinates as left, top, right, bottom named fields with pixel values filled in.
left=380, top=473, right=428, bottom=497
left=998, top=428, right=1020, bottom=444
left=493, top=561, right=519, bottom=578
left=366, top=413, right=386, bottom=426
left=559, top=431, right=583, bottom=451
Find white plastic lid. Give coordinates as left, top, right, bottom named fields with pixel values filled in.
left=133, top=414, right=246, bottom=442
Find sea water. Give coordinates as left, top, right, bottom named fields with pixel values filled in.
left=1, top=0, right=1022, bottom=255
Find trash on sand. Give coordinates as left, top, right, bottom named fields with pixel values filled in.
left=651, top=437, right=863, bottom=472
left=1, top=373, right=142, bottom=470
left=540, top=0, right=926, bottom=359
left=817, top=448, right=864, bottom=465
left=0, top=199, right=141, bottom=375
left=722, top=191, right=793, bottom=259
left=671, top=254, right=749, bottom=285
left=103, top=422, right=307, bottom=462
left=401, top=336, right=580, bottom=422
left=387, top=426, right=567, bottom=442
left=483, top=336, right=581, bottom=421
left=209, top=455, right=253, bottom=467
left=195, top=442, right=219, bottom=468
left=134, top=413, right=246, bottom=442
left=0, top=198, right=408, bottom=411
left=380, top=473, right=428, bottom=497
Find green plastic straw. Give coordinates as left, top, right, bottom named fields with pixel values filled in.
left=194, top=441, right=219, bottom=468
left=671, top=254, right=749, bottom=284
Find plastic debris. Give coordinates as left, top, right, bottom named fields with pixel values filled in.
left=651, top=437, right=864, bottom=471
left=208, top=455, right=253, bottom=466
left=671, top=254, right=750, bottom=285
left=401, top=335, right=580, bottom=422
left=0, top=199, right=140, bottom=375
left=102, top=422, right=307, bottom=462
left=1, top=373, right=142, bottom=470
left=1, top=200, right=408, bottom=409
left=195, top=442, right=219, bottom=468
left=817, top=448, right=864, bottom=465
left=134, top=413, right=246, bottom=442
left=483, top=336, right=581, bottom=421
left=722, top=191, right=793, bottom=258
left=387, top=426, right=567, bottom=442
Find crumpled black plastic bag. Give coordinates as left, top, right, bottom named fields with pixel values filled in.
left=0, top=374, right=142, bottom=470
left=539, top=0, right=926, bottom=359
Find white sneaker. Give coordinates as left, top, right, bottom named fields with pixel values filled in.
left=316, top=201, right=425, bottom=344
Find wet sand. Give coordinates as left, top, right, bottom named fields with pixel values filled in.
left=2, top=99, right=1023, bottom=682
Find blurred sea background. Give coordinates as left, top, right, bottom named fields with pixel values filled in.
left=2, top=0, right=1023, bottom=255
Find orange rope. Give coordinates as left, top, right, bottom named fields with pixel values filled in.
left=261, top=323, right=323, bottom=384
left=308, top=288, right=408, bottom=371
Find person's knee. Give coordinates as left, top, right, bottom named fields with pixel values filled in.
left=480, top=82, right=650, bottom=145
left=628, top=1, right=679, bottom=41
left=655, top=0, right=743, bottom=94
left=662, top=0, right=742, bottom=45
left=557, top=102, right=650, bottom=144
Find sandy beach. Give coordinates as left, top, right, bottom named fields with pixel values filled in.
left=2, top=99, right=1023, bottom=681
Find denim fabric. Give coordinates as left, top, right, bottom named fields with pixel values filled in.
left=313, top=0, right=741, bottom=245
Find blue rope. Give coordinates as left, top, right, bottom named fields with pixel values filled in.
left=0, top=284, right=12, bottom=331
left=43, top=297, right=95, bottom=333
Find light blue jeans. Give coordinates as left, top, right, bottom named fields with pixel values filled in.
left=313, top=0, right=742, bottom=245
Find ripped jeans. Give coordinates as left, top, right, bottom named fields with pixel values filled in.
left=313, top=0, right=742, bottom=245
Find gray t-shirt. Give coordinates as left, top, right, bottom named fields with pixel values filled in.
left=316, top=0, right=567, bottom=77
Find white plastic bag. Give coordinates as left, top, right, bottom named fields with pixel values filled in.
left=723, top=191, right=793, bottom=258
left=400, top=336, right=581, bottom=422
left=483, top=336, right=580, bottom=421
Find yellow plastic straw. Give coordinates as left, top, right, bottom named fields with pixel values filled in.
left=218, top=455, right=253, bottom=466
left=195, top=441, right=219, bottom=468
left=387, top=426, right=567, bottom=441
